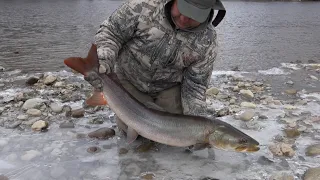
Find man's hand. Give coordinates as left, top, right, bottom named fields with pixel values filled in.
left=84, top=62, right=111, bottom=92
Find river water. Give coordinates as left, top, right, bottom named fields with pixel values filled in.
left=0, top=0, right=320, bottom=180
left=0, top=0, right=319, bottom=72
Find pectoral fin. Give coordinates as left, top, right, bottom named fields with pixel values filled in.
left=86, top=91, right=108, bottom=106
left=116, top=117, right=128, bottom=133
left=187, top=143, right=210, bottom=151
left=127, top=127, right=139, bottom=144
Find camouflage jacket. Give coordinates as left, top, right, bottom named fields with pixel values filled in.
left=94, top=0, right=217, bottom=116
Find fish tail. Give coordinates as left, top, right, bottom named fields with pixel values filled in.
left=63, top=44, right=98, bottom=76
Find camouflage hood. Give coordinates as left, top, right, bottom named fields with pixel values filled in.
left=95, top=0, right=218, bottom=116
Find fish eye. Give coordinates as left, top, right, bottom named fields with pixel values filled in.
left=239, top=138, right=248, bottom=144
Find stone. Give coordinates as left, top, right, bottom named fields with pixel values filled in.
left=284, top=89, right=297, bottom=95
left=239, top=110, right=255, bottom=121
left=206, top=87, right=219, bottom=96
left=285, top=80, right=294, bottom=85
left=284, top=105, right=297, bottom=110
left=284, top=128, right=300, bottom=138
left=44, top=75, right=57, bottom=85
left=140, top=173, right=155, bottom=180
left=31, top=120, right=48, bottom=131
left=53, top=81, right=65, bottom=87
left=26, top=77, right=39, bottom=85
left=87, top=146, right=101, bottom=153
left=71, top=108, right=85, bottom=118
left=22, top=98, right=46, bottom=110
left=233, top=86, right=240, bottom=92
left=269, top=143, right=295, bottom=157
left=240, top=89, right=254, bottom=99
left=237, top=82, right=245, bottom=88
left=309, top=75, right=318, bottom=80
left=303, top=167, right=320, bottom=180
left=6, top=121, right=22, bottom=129
left=305, top=144, right=320, bottom=156
left=269, top=171, right=294, bottom=180
left=26, top=108, right=42, bottom=116
left=119, top=148, right=129, bottom=155
left=88, top=127, right=115, bottom=139
left=240, top=102, right=256, bottom=109
left=59, top=122, right=75, bottom=128
left=50, top=102, right=63, bottom=113
left=21, top=150, right=42, bottom=161
left=0, top=66, right=5, bottom=71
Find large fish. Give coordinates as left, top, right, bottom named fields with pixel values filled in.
left=64, top=44, right=260, bottom=152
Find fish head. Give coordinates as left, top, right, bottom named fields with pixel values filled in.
left=207, top=124, right=260, bottom=153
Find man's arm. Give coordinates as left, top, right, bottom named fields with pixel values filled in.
left=181, top=44, right=217, bottom=116
left=94, top=0, right=142, bottom=73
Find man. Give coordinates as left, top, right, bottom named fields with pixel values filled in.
left=87, top=0, right=226, bottom=119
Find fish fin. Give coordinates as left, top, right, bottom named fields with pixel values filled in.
left=187, top=143, right=210, bottom=152
left=127, top=127, right=139, bottom=144
left=144, top=102, right=166, bottom=112
left=86, top=91, right=108, bottom=106
left=116, top=117, right=128, bottom=133
left=63, top=44, right=99, bottom=76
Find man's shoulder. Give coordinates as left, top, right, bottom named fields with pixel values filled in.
left=126, top=0, right=168, bottom=7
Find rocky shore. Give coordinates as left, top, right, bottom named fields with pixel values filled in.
left=0, top=63, right=319, bottom=179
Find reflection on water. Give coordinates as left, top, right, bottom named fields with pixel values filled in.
left=0, top=0, right=319, bottom=73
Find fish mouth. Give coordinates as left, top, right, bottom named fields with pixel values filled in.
left=235, top=145, right=260, bottom=152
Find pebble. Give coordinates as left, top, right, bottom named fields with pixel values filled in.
left=71, top=108, right=85, bottom=118
left=26, top=108, right=42, bottom=116
left=284, top=128, right=300, bottom=138
left=22, top=98, right=46, bottom=110
left=59, top=122, right=75, bottom=128
left=284, top=89, right=297, bottom=95
left=119, top=148, right=129, bottom=155
left=53, top=81, right=65, bottom=87
left=303, top=167, right=320, bottom=180
left=50, top=102, right=63, bottom=113
left=269, top=171, right=294, bottom=180
left=269, top=143, right=295, bottom=157
left=26, top=77, right=39, bottom=85
left=87, top=146, right=101, bottom=153
left=309, top=75, right=318, bottom=80
left=305, top=144, right=320, bottom=156
left=140, top=173, right=155, bottom=180
left=239, top=110, right=255, bottom=121
left=6, top=121, right=22, bottom=129
left=240, top=102, right=256, bottom=109
left=206, top=87, right=219, bottom=96
left=44, top=75, right=57, bottom=85
left=88, top=127, right=115, bottom=139
left=233, top=86, right=240, bottom=92
left=31, top=120, right=49, bottom=131
left=240, top=89, right=254, bottom=99
left=284, top=105, right=297, bottom=110
left=285, top=80, right=294, bottom=85
left=88, top=117, right=104, bottom=124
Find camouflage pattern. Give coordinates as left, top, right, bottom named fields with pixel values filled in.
left=94, top=0, right=217, bottom=116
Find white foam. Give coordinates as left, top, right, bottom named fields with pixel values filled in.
left=281, top=63, right=301, bottom=70
left=258, top=67, right=290, bottom=75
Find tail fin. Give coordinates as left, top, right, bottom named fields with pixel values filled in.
left=64, top=44, right=99, bottom=76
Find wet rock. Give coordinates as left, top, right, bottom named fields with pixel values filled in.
left=22, top=98, right=46, bottom=110
left=305, top=144, right=320, bottom=156
left=309, top=75, right=318, bottom=81
left=76, top=133, right=87, bottom=139
left=88, top=127, right=115, bottom=139
left=136, top=142, right=155, bottom=153
left=0, top=175, right=9, bottom=180
left=87, top=146, right=101, bottom=153
left=259, top=115, right=268, bottom=120
left=296, top=99, right=308, bottom=106
left=88, top=117, right=104, bottom=124
left=285, top=80, right=294, bottom=86
left=6, top=121, right=22, bottom=129
left=206, top=87, right=219, bottom=96
left=3, top=96, right=14, bottom=103
left=216, top=94, right=229, bottom=100
left=240, top=89, right=254, bottom=99
left=140, top=173, right=155, bottom=180
left=284, top=128, right=300, bottom=138
left=240, top=102, right=256, bottom=109
left=31, top=120, right=48, bottom=131
left=53, top=81, right=65, bottom=87
left=44, top=75, right=57, bottom=85
left=22, top=117, right=40, bottom=126
left=229, top=98, right=236, bottom=104
left=26, top=77, right=39, bottom=85
left=273, top=100, right=283, bottom=105
left=284, top=105, right=297, bottom=110
left=239, top=110, right=255, bottom=121
left=21, top=150, right=42, bottom=161
left=233, top=86, right=240, bottom=92
left=257, top=156, right=274, bottom=165
left=303, top=167, right=320, bottom=180
left=269, top=171, right=294, bottom=180
left=59, top=122, right=75, bottom=128
left=119, top=148, right=129, bottom=155
left=269, top=143, right=295, bottom=157
left=254, top=82, right=264, bottom=86
left=237, top=82, right=245, bottom=88
left=71, top=108, right=85, bottom=118
left=26, top=108, right=42, bottom=116
left=50, top=102, right=63, bottom=113
left=284, top=89, right=297, bottom=95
